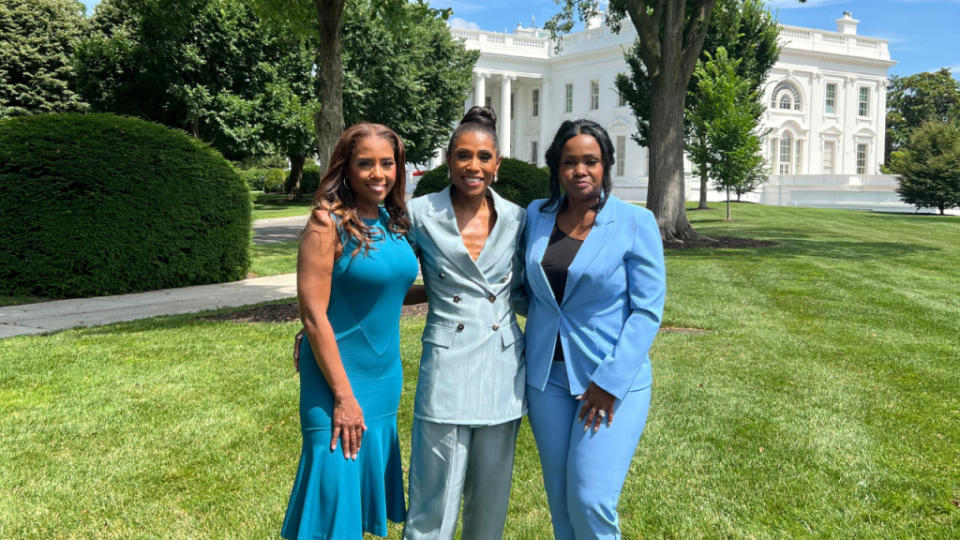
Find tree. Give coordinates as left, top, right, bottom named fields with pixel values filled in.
left=687, top=48, right=766, bottom=221
left=548, top=0, right=802, bottom=242
left=0, top=0, right=88, bottom=118
left=622, top=0, right=778, bottom=210
left=885, top=68, right=960, bottom=164
left=889, top=121, right=960, bottom=215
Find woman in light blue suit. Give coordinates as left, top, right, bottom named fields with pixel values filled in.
left=402, top=106, right=527, bottom=540
left=524, top=119, right=665, bottom=539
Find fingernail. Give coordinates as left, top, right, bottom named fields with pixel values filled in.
left=575, top=395, right=583, bottom=400
left=583, top=424, right=588, bottom=432
left=593, top=425, right=599, bottom=433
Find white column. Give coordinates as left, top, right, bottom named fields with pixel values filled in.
left=474, top=72, right=486, bottom=109
left=499, top=76, right=512, bottom=157
left=538, top=77, right=550, bottom=167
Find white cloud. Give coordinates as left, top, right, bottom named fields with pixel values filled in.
left=448, top=17, right=481, bottom=31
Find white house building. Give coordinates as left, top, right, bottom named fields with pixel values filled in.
left=439, top=12, right=917, bottom=211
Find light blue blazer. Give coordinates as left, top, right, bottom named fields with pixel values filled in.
left=406, top=186, right=527, bottom=424
left=524, top=195, right=666, bottom=400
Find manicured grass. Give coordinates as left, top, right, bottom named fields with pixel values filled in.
left=1, top=204, right=958, bottom=538
left=249, top=241, right=299, bottom=277
left=251, top=191, right=314, bottom=221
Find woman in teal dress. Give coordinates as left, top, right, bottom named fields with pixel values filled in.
left=281, top=123, right=418, bottom=539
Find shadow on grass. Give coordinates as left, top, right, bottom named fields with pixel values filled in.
left=669, top=237, right=938, bottom=261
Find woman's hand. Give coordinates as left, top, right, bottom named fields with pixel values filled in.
left=293, top=329, right=304, bottom=372
left=577, top=382, right=616, bottom=433
left=332, top=395, right=366, bottom=460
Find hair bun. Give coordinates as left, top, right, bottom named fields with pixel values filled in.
left=460, top=106, right=497, bottom=130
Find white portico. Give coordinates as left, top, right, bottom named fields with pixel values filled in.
left=444, top=12, right=912, bottom=212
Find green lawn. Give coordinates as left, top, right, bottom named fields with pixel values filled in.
left=251, top=191, right=314, bottom=221
left=1, top=204, right=958, bottom=538
left=249, top=241, right=299, bottom=277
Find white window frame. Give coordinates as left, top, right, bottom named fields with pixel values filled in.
left=858, top=87, right=870, bottom=118
left=825, top=83, right=837, bottom=115
left=532, top=88, right=539, bottom=117
left=779, top=132, right=793, bottom=175
left=530, top=140, right=539, bottom=164
left=618, top=90, right=627, bottom=107
left=590, top=80, right=599, bottom=110
left=564, top=83, right=573, bottom=114
left=856, top=143, right=868, bottom=174
left=823, top=140, right=836, bottom=174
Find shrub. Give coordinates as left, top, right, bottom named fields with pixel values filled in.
left=285, top=165, right=322, bottom=195
left=891, top=121, right=960, bottom=215
left=264, top=168, right=286, bottom=193
left=412, top=157, right=549, bottom=209
left=239, top=168, right=272, bottom=191
left=0, top=113, right=251, bottom=298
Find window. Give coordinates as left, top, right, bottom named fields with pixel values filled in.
left=510, top=92, right=515, bottom=119
left=616, top=136, right=626, bottom=176
left=770, top=81, right=801, bottom=111
left=564, top=83, right=573, bottom=113
left=531, top=141, right=539, bottom=164
left=823, top=141, right=835, bottom=174
left=590, top=80, right=599, bottom=110
left=769, top=138, right=777, bottom=172
left=858, top=87, right=870, bottom=117
left=532, top=89, right=539, bottom=117
left=779, top=133, right=792, bottom=174
left=825, top=83, right=837, bottom=114
left=618, top=90, right=627, bottom=107
left=485, top=96, right=492, bottom=109
left=856, top=143, right=868, bottom=174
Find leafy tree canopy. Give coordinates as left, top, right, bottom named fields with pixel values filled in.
left=0, top=0, right=89, bottom=118
left=890, top=121, right=960, bottom=215
left=886, top=68, right=960, bottom=161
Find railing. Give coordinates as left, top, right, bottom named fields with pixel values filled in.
left=778, top=25, right=889, bottom=59
left=450, top=28, right=549, bottom=56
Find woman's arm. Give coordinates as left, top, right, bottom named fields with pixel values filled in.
left=298, top=209, right=365, bottom=460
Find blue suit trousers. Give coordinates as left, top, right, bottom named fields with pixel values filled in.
left=527, top=361, right=651, bottom=539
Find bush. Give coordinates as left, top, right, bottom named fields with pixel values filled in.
left=0, top=113, right=251, bottom=298
left=239, top=168, right=272, bottom=191
left=285, top=165, right=322, bottom=195
left=412, top=157, right=549, bottom=209
left=264, top=169, right=286, bottom=193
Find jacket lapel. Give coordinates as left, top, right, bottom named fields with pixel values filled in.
left=420, top=186, right=490, bottom=287
left=529, top=201, right=562, bottom=312
left=561, top=196, right=618, bottom=306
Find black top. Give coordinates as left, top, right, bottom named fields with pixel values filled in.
left=540, top=225, right=584, bottom=362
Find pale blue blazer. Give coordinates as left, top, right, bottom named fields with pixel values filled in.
left=406, top=186, right=527, bottom=424
left=523, top=196, right=666, bottom=400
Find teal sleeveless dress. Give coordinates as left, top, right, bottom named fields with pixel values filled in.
left=282, top=209, right=418, bottom=539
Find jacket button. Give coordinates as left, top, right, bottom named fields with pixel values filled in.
left=491, top=323, right=500, bottom=331
left=439, top=272, right=446, bottom=279
left=488, top=294, right=496, bottom=303
left=456, top=323, right=465, bottom=331
left=453, top=295, right=461, bottom=303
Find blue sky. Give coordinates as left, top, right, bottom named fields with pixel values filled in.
left=81, top=0, right=959, bottom=79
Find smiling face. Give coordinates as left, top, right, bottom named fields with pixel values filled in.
left=347, top=135, right=397, bottom=217
left=558, top=133, right=604, bottom=204
left=447, top=130, right=501, bottom=200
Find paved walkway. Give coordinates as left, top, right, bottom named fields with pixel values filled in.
left=1, top=216, right=307, bottom=339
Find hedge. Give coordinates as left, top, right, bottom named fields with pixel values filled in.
left=285, top=164, right=322, bottom=195
left=412, top=157, right=549, bottom=209
left=0, top=113, right=251, bottom=298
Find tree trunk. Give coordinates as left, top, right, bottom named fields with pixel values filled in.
left=313, top=0, right=346, bottom=177
left=698, top=145, right=709, bottom=209
left=646, top=60, right=702, bottom=243
left=287, top=154, right=306, bottom=202
left=725, top=187, right=731, bottom=221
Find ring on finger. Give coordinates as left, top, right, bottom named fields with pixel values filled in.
left=597, top=409, right=607, bottom=419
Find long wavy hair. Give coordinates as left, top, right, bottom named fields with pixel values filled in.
left=541, top=119, right=615, bottom=213
left=313, top=123, right=410, bottom=257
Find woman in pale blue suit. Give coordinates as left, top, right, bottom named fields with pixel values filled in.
left=524, top=119, right=666, bottom=539
left=402, top=106, right=527, bottom=540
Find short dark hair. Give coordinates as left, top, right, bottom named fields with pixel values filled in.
left=446, top=106, right=499, bottom=158
left=541, top=119, right=615, bottom=212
